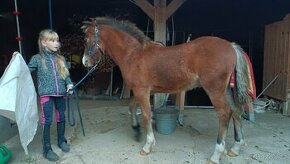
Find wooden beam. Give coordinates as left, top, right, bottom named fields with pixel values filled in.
left=131, top=0, right=187, bottom=109
left=131, top=0, right=154, bottom=20
left=154, top=0, right=167, bottom=44
left=166, top=0, right=187, bottom=19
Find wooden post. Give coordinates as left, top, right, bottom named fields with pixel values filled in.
left=153, top=0, right=166, bottom=43
left=153, top=0, right=167, bottom=108
left=131, top=0, right=187, bottom=109
left=132, top=0, right=187, bottom=44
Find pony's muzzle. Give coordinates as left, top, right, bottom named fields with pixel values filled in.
left=82, top=55, right=90, bottom=67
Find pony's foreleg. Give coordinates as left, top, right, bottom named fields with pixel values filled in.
left=129, top=96, right=141, bottom=141
left=140, top=109, right=155, bottom=155
left=134, top=89, right=155, bottom=155
left=208, top=95, right=232, bottom=164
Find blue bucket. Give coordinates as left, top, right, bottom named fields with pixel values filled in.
left=154, top=107, right=178, bottom=135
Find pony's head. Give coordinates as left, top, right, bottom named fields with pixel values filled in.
left=82, top=18, right=103, bottom=67
left=82, top=17, right=151, bottom=68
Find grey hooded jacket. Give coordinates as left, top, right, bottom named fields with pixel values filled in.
left=27, top=51, right=72, bottom=97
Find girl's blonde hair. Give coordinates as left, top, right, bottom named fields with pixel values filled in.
left=38, top=29, right=69, bottom=80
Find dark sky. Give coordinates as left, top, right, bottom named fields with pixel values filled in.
left=1, top=0, right=290, bottom=93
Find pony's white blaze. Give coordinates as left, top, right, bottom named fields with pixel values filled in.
left=82, top=55, right=93, bottom=67
left=82, top=55, right=87, bottom=66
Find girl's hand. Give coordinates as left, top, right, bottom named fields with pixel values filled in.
left=66, top=84, right=74, bottom=95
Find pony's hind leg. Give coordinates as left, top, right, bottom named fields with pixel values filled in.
left=227, top=110, right=245, bottom=157
left=207, top=93, right=232, bottom=164
left=224, top=86, right=245, bottom=157
left=129, top=96, right=141, bottom=141
left=133, top=88, right=155, bottom=155
left=227, top=102, right=250, bottom=157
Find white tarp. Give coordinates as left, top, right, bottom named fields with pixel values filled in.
left=0, top=52, right=38, bottom=155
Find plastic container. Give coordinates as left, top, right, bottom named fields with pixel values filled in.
left=154, top=107, right=178, bottom=135
left=0, top=145, right=11, bottom=164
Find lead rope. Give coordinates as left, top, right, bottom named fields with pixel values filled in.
left=66, top=60, right=100, bottom=136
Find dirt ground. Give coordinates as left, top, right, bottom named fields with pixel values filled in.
left=4, top=99, right=290, bottom=164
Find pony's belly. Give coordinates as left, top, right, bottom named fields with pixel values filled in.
left=151, top=79, right=200, bottom=93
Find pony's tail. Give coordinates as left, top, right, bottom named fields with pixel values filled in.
left=231, top=43, right=252, bottom=105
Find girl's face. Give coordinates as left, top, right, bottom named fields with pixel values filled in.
left=42, top=39, right=60, bottom=52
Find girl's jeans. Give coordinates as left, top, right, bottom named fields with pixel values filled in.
left=40, top=96, right=66, bottom=125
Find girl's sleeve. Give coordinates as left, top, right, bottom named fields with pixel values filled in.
left=64, top=59, right=73, bottom=85
left=27, top=55, right=38, bottom=72
left=65, top=75, right=73, bottom=86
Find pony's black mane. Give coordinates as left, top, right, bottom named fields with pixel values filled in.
left=84, top=17, right=151, bottom=45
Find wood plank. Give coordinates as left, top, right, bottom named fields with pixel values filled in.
left=269, top=23, right=276, bottom=96
left=268, top=24, right=275, bottom=95
left=263, top=25, right=273, bottom=94
left=281, top=18, right=288, bottom=100
left=272, top=22, right=281, bottom=99
left=284, top=15, right=290, bottom=92
left=283, top=14, right=290, bottom=115
left=277, top=21, right=284, bottom=100
left=274, top=22, right=280, bottom=98
left=263, top=25, right=271, bottom=92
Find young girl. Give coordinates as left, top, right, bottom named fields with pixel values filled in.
left=27, top=29, right=73, bottom=161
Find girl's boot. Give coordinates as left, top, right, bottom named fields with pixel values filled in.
left=57, top=122, right=70, bottom=152
left=42, top=125, right=59, bottom=161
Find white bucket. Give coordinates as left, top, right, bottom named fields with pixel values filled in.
left=253, top=98, right=270, bottom=113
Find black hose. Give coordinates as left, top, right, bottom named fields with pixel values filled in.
left=65, top=61, right=101, bottom=137
left=67, top=89, right=85, bottom=136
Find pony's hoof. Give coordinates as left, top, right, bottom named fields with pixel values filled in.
left=140, top=149, right=150, bottom=156
left=207, top=160, right=219, bottom=164
left=227, top=150, right=238, bottom=157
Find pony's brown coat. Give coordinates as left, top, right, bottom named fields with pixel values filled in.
left=82, top=17, right=254, bottom=163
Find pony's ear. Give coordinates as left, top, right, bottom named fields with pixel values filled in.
left=90, top=18, right=97, bottom=26
left=82, top=20, right=91, bottom=25
left=81, top=20, right=93, bottom=32
left=81, top=25, right=87, bottom=32
left=89, top=18, right=97, bottom=25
